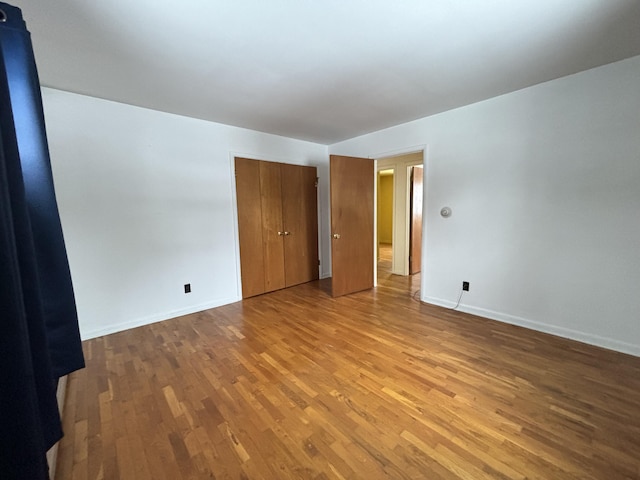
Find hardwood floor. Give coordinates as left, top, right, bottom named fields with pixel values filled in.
left=56, top=264, right=640, bottom=479
left=377, top=243, right=393, bottom=279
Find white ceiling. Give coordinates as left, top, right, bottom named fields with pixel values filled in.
left=13, top=0, right=640, bottom=144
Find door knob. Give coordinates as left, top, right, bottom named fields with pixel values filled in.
left=332, top=233, right=341, bottom=239
left=284, top=231, right=291, bottom=236
left=278, top=231, right=284, bottom=236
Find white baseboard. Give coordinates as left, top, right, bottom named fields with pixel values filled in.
left=80, top=296, right=240, bottom=340
left=423, top=296, right=640, bottom=358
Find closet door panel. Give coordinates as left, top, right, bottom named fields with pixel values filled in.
left=259, top=161, right=286, bottom=292
left=235, top=158, right=265, bottom=297
left=281, top=164, right=319, bottom=287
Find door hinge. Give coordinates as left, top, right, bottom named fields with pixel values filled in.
left=315, top=177, right=319, bottom=188
left=318, top=259, right=321, bottom=266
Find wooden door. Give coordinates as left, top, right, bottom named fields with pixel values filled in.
left=259, top=161, right=286, bottom=293
left=281, top=164, right=319, bottom=287
left=330, top=155, right=374, bottom=297
left=235, top=158, right=266, bottom=297
left=409, top=165, right=423, bottom=275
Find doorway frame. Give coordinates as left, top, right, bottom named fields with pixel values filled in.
left=375, top=165, right=396, bottom=286
left=374, top=148, right=426, bottom=277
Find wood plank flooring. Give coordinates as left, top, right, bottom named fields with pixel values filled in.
left=55, top=255, right=640, bottom=479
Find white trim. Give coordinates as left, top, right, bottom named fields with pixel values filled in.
left=422, top=296, right=640, bottom=357
left=80, top=296, right=240, bottom=340
left=228, top=152, right=244, bottom=301
left=420, top=145, right=430, bottom=278
left=373, top=159, right=379, bottom=287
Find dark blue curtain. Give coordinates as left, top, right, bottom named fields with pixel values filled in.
left=0, top=3, right=84, bottom=479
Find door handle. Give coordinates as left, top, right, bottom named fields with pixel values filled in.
left=284, top=231, right=291, bottom=236
left=332, top=233, right=341, bottom=239
left=278, top=231, right=284, bottom=236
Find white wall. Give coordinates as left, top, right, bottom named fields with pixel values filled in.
left=43, top=88, right=329, bottom=339
left=330, top=55, right=640, bottom=356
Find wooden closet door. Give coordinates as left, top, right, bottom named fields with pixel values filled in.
left=259, top=161, right=286, bottom=292
left=235, top=158, right=265, bottom=298
left=281, top=164, right=319, bottom=287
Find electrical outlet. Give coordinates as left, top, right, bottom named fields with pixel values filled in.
left=184, top=283, right=191, bottom=294
left=462, top=281, right=469, bottom=291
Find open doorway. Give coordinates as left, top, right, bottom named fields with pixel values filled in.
left=377, top=169, right=394, bottom=279
left=328, top=151, right=423, bottom=297
left=375, top=152, right=423, bottom=281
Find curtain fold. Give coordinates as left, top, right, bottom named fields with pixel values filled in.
left=0, top=3, right=84, bottom=478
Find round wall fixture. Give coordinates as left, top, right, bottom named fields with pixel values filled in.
left=440, top=207, right=452, bottom=218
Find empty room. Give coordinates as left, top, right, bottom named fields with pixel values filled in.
left=2, top=1, right=640, bottom=479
